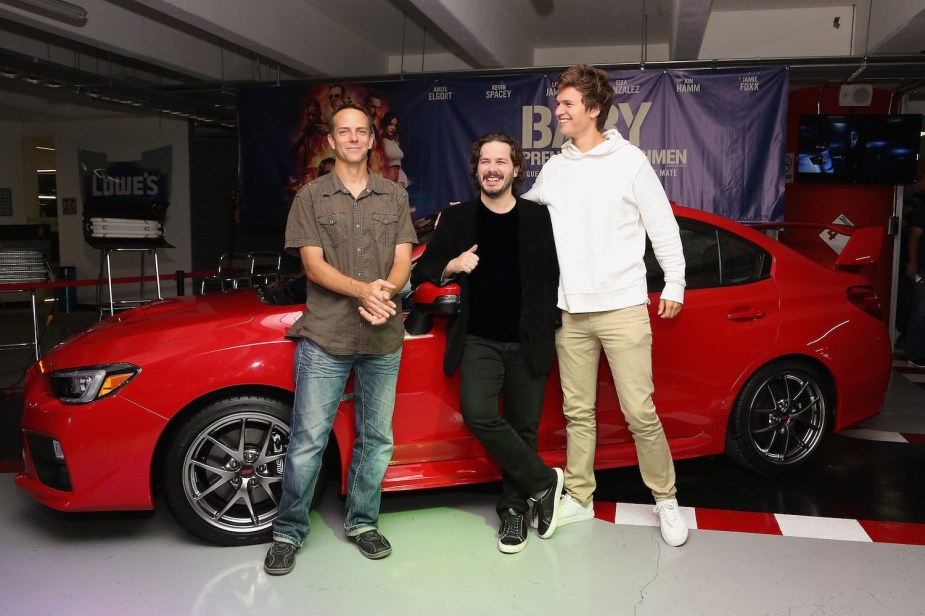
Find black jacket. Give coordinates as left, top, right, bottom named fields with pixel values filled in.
left=412, top=197, right=560, bottom=376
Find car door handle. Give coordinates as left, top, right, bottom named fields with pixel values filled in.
left=726, top=307, right=766, bottom=321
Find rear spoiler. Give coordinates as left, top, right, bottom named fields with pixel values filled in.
left=748, top=222, right=883, bottom=267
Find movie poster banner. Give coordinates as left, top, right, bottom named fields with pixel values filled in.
left=237, top=67, right=786, bottom=227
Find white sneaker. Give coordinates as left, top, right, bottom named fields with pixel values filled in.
left=654, top=497, right=688, bottom=546
left=557, top=493, right=594, bottom=526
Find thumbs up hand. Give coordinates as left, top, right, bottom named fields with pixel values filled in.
left=444, top=244, right=479, bottom=277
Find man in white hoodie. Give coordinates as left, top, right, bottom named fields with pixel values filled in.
left=523, top=64, right=688, bottom=547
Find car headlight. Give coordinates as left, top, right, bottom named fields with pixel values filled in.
left=49, top=363, right=140, bottom=404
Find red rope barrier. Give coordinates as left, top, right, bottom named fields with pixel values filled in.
left=0, top=270, right=218, bottom=293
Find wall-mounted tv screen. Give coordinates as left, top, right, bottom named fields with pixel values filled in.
left=797, top=113, right=921, bottom=184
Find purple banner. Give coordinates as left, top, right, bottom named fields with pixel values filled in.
left=237, top=67, right=787, bottom=226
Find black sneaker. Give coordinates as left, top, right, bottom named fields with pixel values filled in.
left=498, top=508, right=527, bottom=554
left=531, top=467, right=564, bottom=539
left=348, top=529, right=392, bottom=560
left=264, top=541, right=297, bottom=575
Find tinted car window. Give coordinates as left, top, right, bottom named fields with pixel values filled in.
left=719, top=230, right=769, bottom=285
left=645, top=218, right=770, bottom=291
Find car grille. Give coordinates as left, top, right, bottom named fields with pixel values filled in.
left=25, top=432, right=72, bottom=491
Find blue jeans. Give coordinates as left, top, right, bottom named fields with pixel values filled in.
left=272, top=337, right=401, bottom=546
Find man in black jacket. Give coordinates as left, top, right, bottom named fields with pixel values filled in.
left=412, top=133, right=563, bottom=554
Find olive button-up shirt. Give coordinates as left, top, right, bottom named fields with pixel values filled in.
left=284, top=171, right=417, bottom=355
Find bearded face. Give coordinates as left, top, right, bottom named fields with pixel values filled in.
left=477, top=141, right=517, bottom=198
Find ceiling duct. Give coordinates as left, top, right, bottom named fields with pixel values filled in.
left=0, top=47, right=236, bottom=127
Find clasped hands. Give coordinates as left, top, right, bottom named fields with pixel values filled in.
left=358, top=279, right=398, bottom=325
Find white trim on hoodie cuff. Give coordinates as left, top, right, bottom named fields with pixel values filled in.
left=661, top=282, right=685, bottom=304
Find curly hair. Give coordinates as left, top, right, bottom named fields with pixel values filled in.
left=468, top=132, right=526, bottom=193
left=556, top=64, right=614, bottom=132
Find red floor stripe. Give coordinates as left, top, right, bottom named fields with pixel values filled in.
left=594, top=501, right=616, bottom=522
left=903, top=433, right=925, bottom=444
left=858, top=520, right=925, bottom=546
left=695, top=507, right=782, bottom=535
left=600, top=502, right=925, bottom=545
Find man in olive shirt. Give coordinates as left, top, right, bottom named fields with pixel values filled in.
left=265, top=102, right=417, bottom=575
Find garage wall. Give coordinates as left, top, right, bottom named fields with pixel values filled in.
left=0, top=121, right=25, bottom=225
left=21, top=115, right=191, bottom=305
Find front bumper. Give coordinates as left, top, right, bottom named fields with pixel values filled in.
left=15, top=368, right=167, bottom=512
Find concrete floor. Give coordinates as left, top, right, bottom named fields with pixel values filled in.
left=2, top=477, right=925, bottom=616
left=1, top=299, right=925, bottom=615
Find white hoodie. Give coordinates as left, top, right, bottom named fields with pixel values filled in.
left=523, top=129, right=685, bottom=313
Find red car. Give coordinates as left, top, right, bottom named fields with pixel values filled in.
left=16, top=206, right=892, bottom=545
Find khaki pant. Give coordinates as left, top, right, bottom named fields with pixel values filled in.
left=555, top=305, right=677, bottom=506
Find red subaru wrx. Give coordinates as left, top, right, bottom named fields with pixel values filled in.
left=16, top=206, right=892, bottom=545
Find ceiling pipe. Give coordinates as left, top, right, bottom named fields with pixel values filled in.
left=847, top=58, right=868, bottom=83
left=2, top=0, right=87, bottom=22
left=640, top=0, right=648, bottom=67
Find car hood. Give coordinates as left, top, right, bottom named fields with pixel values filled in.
left=42, top=290, right=297, bottom=369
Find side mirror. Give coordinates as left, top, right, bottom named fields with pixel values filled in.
left=413, top=281, right=460, bottom=315
left=404, top=281, right=460, bottom=335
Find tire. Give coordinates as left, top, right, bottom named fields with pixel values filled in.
left=725, top=359, right=833, bottom=475
left=163, top=394, right=328, bottom=546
